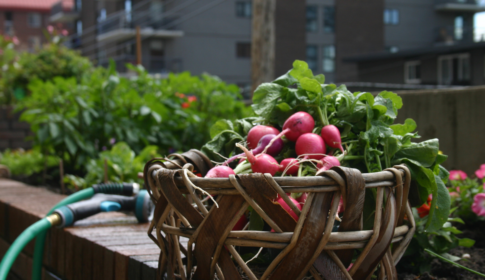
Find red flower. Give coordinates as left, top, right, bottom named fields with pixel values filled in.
left=417, top=194, right=433, bottom=218
left=188, top=96, right=197, bottom=102
left=182, top=102, right=190, bottom=109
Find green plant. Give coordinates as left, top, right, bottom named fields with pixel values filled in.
left=0, top=34, right=92, bottom=105
left=0, top=148, right=59, bottom=176
left=447, top=169, right=485, bottom=223
left=64, top=142, right=160, bottom=189
left=17, top=63, right=249, bottom=174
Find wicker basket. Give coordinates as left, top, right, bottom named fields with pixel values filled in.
left=143, top=149, right=415, bottom=280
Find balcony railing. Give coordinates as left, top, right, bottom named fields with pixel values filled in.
left=97, top=13, right=179, bottom=36
left=98, top=55, right=183, bottom=74
left=50, top=0, right=80, bottom=22
left=435, top=26, right=485, bottom=44
left=435, top=0, right=485, bottom=12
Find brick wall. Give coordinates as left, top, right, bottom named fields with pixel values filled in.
left=0, top=106, right=32, bottom=150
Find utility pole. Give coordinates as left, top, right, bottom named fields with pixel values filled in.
left=136, top=26, right=142, bottom=66
left=251, top=0, right=276, bottom=94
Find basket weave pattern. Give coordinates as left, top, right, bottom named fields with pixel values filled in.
left=144, top=150, right=416, bottom=280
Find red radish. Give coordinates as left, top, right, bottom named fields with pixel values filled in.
left=274, top=196, right=302, bottom=221
left=295, top=193, right=308, bottom=205
left=205, top=166, right=235, bottom=178
left=261, top=112, right=315, bottom=155
left=316, top=156, right=340, bottom=175
left=321, top=125, right=344, bottom=153
left=223, top=134, right=284, bottom=165
left=295, top=133, right=326, bottom=160
left=236, top=143, right=280, bottom=176
left=280, top=158, right=300, bottom=176
left=232, top=214, right=248, bottom=230
left=247, top=125, right=279, bottom=149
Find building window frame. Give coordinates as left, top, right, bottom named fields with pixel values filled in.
left=322, top=45, right=335, bottom=73
left=236, top=42, right=251, bottom=58
left=28, top=13, right=41, bottom=28
left=404, top=61, right=421, bottom=84
left=306, top=45, right=318, bottom=73
left=384, top=9, right=399, bottom=25
left=438, top=53, right=470, bottom=85
left=306, top=6, right=318, bottom=32
left=323, top=6, right=335, bottom=33
left=236, top=2, right=252, bottom=18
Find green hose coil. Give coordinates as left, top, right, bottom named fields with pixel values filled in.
left=0, top=218, right=52, bottom=280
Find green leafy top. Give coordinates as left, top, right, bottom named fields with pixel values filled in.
left=202, top=60, right=450, bottom=231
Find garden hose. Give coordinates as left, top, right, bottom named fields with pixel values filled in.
left=31, top=183, right=140, bottom=280
left=0, top=214, right=61, bottom=280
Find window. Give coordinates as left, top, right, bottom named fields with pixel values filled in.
left=236, top=2, right=252, bottom=18
left=438, top=53, right=470, bottom=85
left=384, top=9, right=399, bottom=25
left=323, top=6, right=335, bottom=33
left=76, top=20, right=82, bottom=36
left=386, top=46, right=399, bottom=53
left=306, top=45, right=318, bottom=72
left=4, top=12, right=13, bottom=35
left=404, top=61, right=421, bottom=84
left=75, top=0, right=82, bottom=11
left=27, top=13, right=41, bottom=28
left=125, top=0, right=132, bottom=23
left=98, top=9, right=106, bottom=22
left=306, top=6, right=317, bottom=32
left=322, top=45, right=335, bottom=73
left=236, top=42, right=251, bottom=58
left=455, top=16, right=463, bottom=41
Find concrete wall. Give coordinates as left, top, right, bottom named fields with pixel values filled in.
left=396, top=86, right=485, bottom=174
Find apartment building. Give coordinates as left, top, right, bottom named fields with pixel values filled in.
left=336, top=0, right=485, bottom=87
left=50, top=0, right=308, bottom=90
left=0, top=0, right=67, bottom=52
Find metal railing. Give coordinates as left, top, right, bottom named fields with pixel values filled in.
left=51, top=0, right=80, bottom=16
left=434, top=26, right=485, bottom=44
left=435, top=0, right=485, bottom=5
left=98, top=55, right=183, bottom=74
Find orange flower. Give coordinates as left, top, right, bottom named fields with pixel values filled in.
left=417, top=194, right=433, bottom=218
left=175, top=92, right=185, bottom=98
left=182, top=102, right=190, bottom=109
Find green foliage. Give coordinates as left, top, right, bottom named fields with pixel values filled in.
left=448, top=176, right=485, bottom=223
left=16, top=63, right=249, bottom=174
left=0, top=148, right=59, bottom=176
left=0, top=35, right=92, bottom=105
left=64, top=142, right=160, bottom=189
left=398, top=208, right=475, bottom=274
left=202, top=60, right=450, bottom=231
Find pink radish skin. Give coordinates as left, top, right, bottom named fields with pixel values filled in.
left=247, top=125, right=279, bottom=149
left=279, top=158, right=300, bottom=176
left=316, top=156, right=341, bottom=175
left=223, top=134, right=284, bottom=165
left=237, top=144, right=280, bottom=176
left=271, top=196, right=302, bottom=231
left=295, top=193, right=308, bottom=205
left=282, top=112, right=315, bottom=142
left=232, top=215, right=248, bottom=230
left=205, top=166, right=235, bottom=178
left=295, top=133, right=326, bottom=160
left=321, top=125, right=344, bottom=153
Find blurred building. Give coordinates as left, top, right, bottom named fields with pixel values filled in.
left=0, top=0, right=68, bottom=51
left=336, top=0, right=485, bottom=88
left=50, top=0, right=309, bottom=93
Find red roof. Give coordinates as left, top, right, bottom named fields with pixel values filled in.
left=0, top=0, right=71, bottom=12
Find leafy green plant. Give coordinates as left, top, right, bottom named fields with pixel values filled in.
left=398, top=207, right=475, bottom=274
left=0, top=148, right=59, bottom=176
left=16, top=63, right=249, bottom=174
left=203, top=60, right=450, bottom=232
left=447, top=169, right=485, bottom=223
left=64, top=142, right=160, bottom=189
